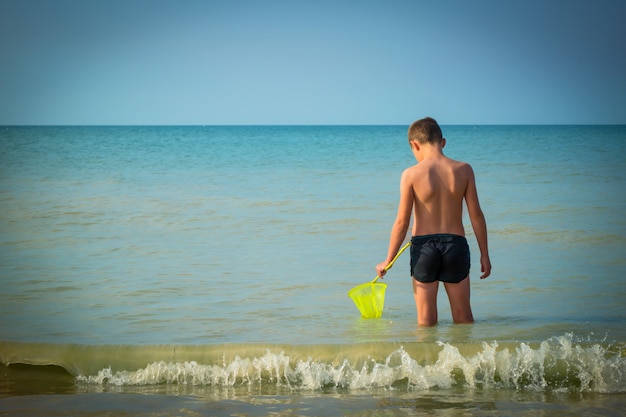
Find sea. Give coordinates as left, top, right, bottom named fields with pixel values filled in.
left=1, top=125, right=625, bottom=416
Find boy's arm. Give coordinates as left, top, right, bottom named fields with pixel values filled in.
left=465, top=166, right=491, bottom=279
left=376, top=169, right=413, bottom=278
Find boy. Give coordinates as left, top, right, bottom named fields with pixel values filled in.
left=376, top=117, right=491, bottom=326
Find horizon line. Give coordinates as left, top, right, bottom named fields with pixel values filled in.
left=2, top=122, right=625, bottom=128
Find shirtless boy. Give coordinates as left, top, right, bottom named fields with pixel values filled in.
left=376, top=117, right=491, bottom=326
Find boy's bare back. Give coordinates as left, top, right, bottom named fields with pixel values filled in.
left=404, top=155, right=471, bottom=237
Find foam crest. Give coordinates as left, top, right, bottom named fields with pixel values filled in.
left=78, top=351, right=294, bottom=387
left=76, top=334, right=626, bottom=393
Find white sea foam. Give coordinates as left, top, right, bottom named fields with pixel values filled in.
left=76, top=335, right=626, bottom=393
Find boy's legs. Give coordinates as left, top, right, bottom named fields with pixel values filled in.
left=443, top=277, right=474, bottom=324
left=412, top=279, right=439, bottom=326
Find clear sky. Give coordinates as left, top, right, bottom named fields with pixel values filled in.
left=1, top=0, right=624, bottom=125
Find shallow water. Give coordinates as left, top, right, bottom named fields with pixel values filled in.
left=1, top=125, right=625, bottom=415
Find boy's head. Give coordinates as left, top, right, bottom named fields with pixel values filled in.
left=408, top=117, right=443, bottom=145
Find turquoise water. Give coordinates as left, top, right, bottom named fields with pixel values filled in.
left=1, top=125, right=625, bottom=415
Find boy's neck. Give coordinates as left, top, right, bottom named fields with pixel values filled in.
left=412, top=141, right=445, bottom=162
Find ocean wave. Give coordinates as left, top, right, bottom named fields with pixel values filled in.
left=3, top=334, right=624, bottom=393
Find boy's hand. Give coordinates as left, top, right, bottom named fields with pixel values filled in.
left=375, top=262, right=389, bottom=278
left=480, top=255, right=492, bottom=279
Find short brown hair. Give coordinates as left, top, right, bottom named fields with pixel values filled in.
left=408, top=117, right=443, bottom=144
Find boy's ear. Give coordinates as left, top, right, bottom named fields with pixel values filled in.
left=409, top=140, right=420, bottom=151
left=441, top=138, right=446, bottom=148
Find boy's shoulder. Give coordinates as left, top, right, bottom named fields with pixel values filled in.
left=407, top=156, right=472, bottom=170
left=403, top=158, right=474, bottom=181
left=444, top=157, right=474, bottom=173
left=446, top=155, right=470, bottom=166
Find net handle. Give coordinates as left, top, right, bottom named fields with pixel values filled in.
left=372, top=241, right=411, bottom=283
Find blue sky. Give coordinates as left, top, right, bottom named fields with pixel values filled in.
left=1, top=0, right=624, bottom=125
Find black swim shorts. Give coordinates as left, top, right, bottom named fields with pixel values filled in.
left=410, top=234, right=470, bottom=283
